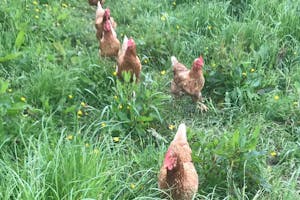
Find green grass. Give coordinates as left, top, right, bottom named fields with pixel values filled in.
left=0, top=0, right=300, bottom=199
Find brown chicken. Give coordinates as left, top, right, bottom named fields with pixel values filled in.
left=99, top=11, right=120, bottom=57
left=95, top=4, right=117, bottom=40
left=158, top=123, right=199, bottom=200
left=171, top=56, right=208, bottom=112
left=88, top=0, right=105, bottom=6
left=117, top=36, right=142, bottom=82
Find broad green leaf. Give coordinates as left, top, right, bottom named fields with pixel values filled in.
left=0, top=53, right=21, bottom=62
left=15, top=30, right=26, bottom=49
left=53, top=42, right=66, bottom=56
left=0, top=79, right=9, bottom=94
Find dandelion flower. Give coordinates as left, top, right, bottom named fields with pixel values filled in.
left=127, top=105, right=130, bottom=110
left=270, top=151, right=277, bottom=157
left=35, top=8, right=40, bottom=12
left=144, top=59, right=148, bottom=64
left=66, top=134, right=73, bottom=140
left=274, top=95, right=279, bottom=101
left=160, top=70, right=166, bottom=75
left=68, top=94, right=73, bottom=99
left=85, top=143, right=90, bottom=147
left=250, top=68, right=255, bottom=72
left=20, top=97, right=26, bottom=102
left=212, top=63, right=216, bottom=68
left=172, top=1, right=176, bottom=6
left=7, top=88, right=12, bottom=93
left=207, top=25, right=212, bottom=30
left=113, top=137, right=120, bottom=142
left=168, top=124, right=175, bottom=130
left=113, top=71, right=117, bottom=76
left=77, top=110, right=83, bottom=116
left=176, top=25, right=180, bottom=30
left=118, top=104, right=123, bottom=109
left=130, top=183, right=136, bottom=189
left=101, top=122, right=106, bottom=128
left=35, top=15, right=39, bottom=19
left=62, top=3, right=68, bottom=8
left=114, top=96, right=118, bottom=100
left=242, top=72, right=247, bottom=77
left=293, top=102, right=298, bottom=106
left=33, top=1, right=38, bottom=5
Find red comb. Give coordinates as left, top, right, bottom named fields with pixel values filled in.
left=127, top=38, right=135, bottom=47
left=104, top=8, right=111, bottom=19
left=163, top=149, right=176, bottom=170
left=195, top=56, right=204, bottom=66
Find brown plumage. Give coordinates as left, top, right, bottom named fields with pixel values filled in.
left=99, top=11, right=120, bottom=57
left=117, top=36, right=142, bottom=82
left=88, top=0, right=105, bottom=6
left=95, top=4, right=117, bottom=40
left=171, top=56, right=208, bottom=111
left=158, top=124, right=199, bottom=200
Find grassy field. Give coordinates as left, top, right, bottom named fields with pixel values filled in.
left=0, top=0, right=300, bottom=199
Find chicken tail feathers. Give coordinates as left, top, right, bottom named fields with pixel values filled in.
left=97, top=1, right=102, bottom=9
left=171, top=56, right=178, bottom=67
left=173, top=123, right=187, bottom=143
left=121, top=35, right=128, bottom=53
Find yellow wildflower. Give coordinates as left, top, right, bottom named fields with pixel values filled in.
left=85, top=143, right=90, bottom=147
left=270, top=151, right=277, bottom=157
left=113, top=137, right=120, bottom=142
left=274, top=95, right=279, bottom=101
left=20, top=97, right=26, bottom=102
left=168, top=124, right=175, bottom=130
left=81, top=102, right=87, bottom=107
left=207, top=25, right=212, bottom=30
left=7, top=88, right=12, bottom=93
left=130, top=183, right=136, bottom=189
left=176, top=25, right=180, bottom=30
left=294, top=52, right=297, bottom=55
left=293, top=102, right=298, bottom=106
left=172, top=1, right=176, bottom=6
left=160, top=13, right=168, bottom=22
left=35, top=15, right=39, bottom=19
left=118, top=104, right=123, bottom=109
left=62, top=3, right=68, bottom=8
left=127, top=105, right=130, bottom=110
left=212, top=63, right=216, bottom=68
left=205, top=47, right=209, bottom=51
left=101, top=122, right=106, bottom=128
left=33, top=1, right=38, bottom=5
left=77, top=110, right=83, bottom=116
left=160, top=70, right=166, bottom=75
left=93, top=148, right=100, bottom=154
left=144, top=59, right=148, bottom=64
left=250, top=68, right=255, bottom=73
left=242, top=72, right=247, bottom=77
left=35, top=8, right=39, bottom=12
left=66, top=134, right=73, bottom=140
left=68, top=94, right=73, bottom=99
left=113, top=71, right=117, bottom=76
left=114, top=95, right=118, bottom=100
